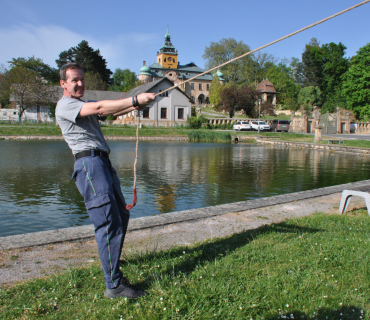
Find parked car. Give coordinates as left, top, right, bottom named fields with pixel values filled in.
left=270, top=120, right=290, bottom=132
left=233, top=121, right=251, bottom=131
left=250, top=121, right=270, bottom=131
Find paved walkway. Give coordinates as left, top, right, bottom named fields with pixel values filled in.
left=1, top=180, right=369, bottom=287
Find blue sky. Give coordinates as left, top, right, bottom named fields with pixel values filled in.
left=1, top=0, right=369, bottom=75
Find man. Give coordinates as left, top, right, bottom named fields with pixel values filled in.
left=56, top=63, right=155, bottom=299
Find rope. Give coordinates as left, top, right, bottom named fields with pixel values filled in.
left=126, top=0, right=370, bottom=209
left=125, top=112, right=140, bottom=210
left=155, top=0, right=370, bottom=97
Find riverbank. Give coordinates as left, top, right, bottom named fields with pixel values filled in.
left=1, top=179, right=369, bottom=283
left=1, top=180, right=370, bottom=319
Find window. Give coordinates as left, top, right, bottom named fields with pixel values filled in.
left=207, top=84, right=210, bottom=91
left=173, top=58, right=176, bottom=63
left=199, top=83, right=203, bottom=90
left=164, top=58, right=166, bottom=62
left=159, top=59, right=161, bottom=63
left=191, top=83, right=194, bottom=90
left=190, top=96, right=195, bottom=103
left=143, top=107, right=150, bottom=118
left=161, top=108, right=167, bottom=119
left=178, top=108, right=184, bottom=119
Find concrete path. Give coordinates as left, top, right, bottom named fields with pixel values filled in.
left=1, top=180, right=370, bottom=287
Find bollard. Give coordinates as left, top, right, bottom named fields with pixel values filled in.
left=314, top=125, right=322, bottom=143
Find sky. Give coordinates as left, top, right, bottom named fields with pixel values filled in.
left=1, top=0, right=369, bottom=75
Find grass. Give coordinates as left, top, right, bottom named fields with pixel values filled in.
left=187, top=130, right=231, bottom=142
left=1, top=210, right=370, bottom=319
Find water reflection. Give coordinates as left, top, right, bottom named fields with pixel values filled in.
left=0, top=140, right=369, bottom=236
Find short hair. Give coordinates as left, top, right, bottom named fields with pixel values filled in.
left=60, top=63, right=84, bottom=81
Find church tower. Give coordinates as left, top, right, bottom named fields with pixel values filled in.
left=156, top=26, right=178, bottom=69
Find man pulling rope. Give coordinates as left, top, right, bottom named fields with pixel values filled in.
left=56, top=63, right=155, bottom=299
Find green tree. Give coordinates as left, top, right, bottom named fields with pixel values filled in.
left=249, top=52, right=277, bottom=87
left=0, top=66, right=56, bottom=122
left=302, top=39, right=323, bottom=88
left=203, top=38, right=253, bottom=84
left=109, top=68, right=138, bottom=92
left=297, top=86, right=323, bottom=111
left=8, top=56, right=59, bottom=84
left=266, top=63, right=300, bottom=110
left=342, top=43, right=370, bottom=120
left=56, top=40, right=112, bottom=85
left=209, top=75, right=222, bottom=106
left=289, top=57, right=305, bottom=87
left=85, top=72, right=107, bottom=90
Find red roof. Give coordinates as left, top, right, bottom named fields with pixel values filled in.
left=257, top=79, right=276, bottom=93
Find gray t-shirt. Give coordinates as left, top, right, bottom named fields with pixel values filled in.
left=56, top=96, right=110, bottom=155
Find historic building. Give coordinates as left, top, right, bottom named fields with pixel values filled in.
left=256, top=78, right=278, bottom=106
left=138, top=27, right=224, bottom=105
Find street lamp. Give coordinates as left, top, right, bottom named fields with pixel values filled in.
left=258, top=99, right=261, bottom=134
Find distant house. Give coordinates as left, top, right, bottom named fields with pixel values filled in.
left=115, top=77, right=191, bottom=127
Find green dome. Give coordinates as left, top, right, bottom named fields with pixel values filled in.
left=216, top=69, right=224, bottom=79
left=139, top=64, right=151, bottom=76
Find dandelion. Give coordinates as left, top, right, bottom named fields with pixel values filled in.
left=200, top=276, right=202, bottom=279
left=339, top=302, right=342, bottom=305
left=160, top=297, right=163, bottom=301
left=239, top=307, right=242, bottom=310
left=286, top=304, right=290, bottom=308
left=183, top=251, right=185, bottom=254
left=163, top=307, right=166, bottom=311
left=323, top=296, right=328, bottom=298
left=331, top=274, right=334, bottom=277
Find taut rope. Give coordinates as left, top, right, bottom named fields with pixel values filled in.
left=155, top=0, right=370, bottom=97
left=126, top=0, right=369, bottom=210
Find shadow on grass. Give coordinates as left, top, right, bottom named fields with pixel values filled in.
left=265, top=305, right=364, bottom=320
left=127, top=221, right=323, bottom=289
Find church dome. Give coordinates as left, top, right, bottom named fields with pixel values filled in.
left=216, top=69, right=224, bottom=79
left=139, top=64, right=151, bottom=76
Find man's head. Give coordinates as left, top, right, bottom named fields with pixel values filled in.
left=60, top=63, right=85, bottom=99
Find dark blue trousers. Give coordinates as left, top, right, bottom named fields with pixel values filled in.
left=72, top=153, right=129, bottom=289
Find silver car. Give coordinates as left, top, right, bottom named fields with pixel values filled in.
left=233, top=121, right=251, bottom=131
left=250, top=121, right=270, bottom=131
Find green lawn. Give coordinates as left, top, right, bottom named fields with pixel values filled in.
left=1, top=210, right=370, bottom=319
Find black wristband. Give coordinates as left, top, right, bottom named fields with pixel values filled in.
left=132, top=96, right=135, bottom=107
left=135, top=96, right=138, bottom=107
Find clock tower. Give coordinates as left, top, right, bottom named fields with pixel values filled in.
left=156, top=26, right=178, bottom=69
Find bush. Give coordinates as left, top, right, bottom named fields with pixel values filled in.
left=187, top=130, right=231, bottom=142
left=186, top=116, right=208, bottom=129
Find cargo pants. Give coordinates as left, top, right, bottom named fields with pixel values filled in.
left=72, top=152, right=129, bottom=289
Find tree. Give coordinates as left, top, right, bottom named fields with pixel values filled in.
left=266, top=63, right=300, bottom=110
left=56, top=40, right=112, bottom=85
left=342, top=43, right=370, bottom=120
left=0, top=66, right=56, bottom=122
left=249, top=52, right=277, bottom=87
left=85, top=72, right=107, bottom=90
left=216, top=85, right=259, bottom=117
left=297, top=86, right=323, bottom=111
left=109, top=68, right=138, bottom=92
left=209, top=75, right=222, bottom=106
left=203, top=38, right=253, bottom=84
left=8, top=57, right=59, bottom=84
left=260, top=101, right=275, bottom=116
left=289, top=57, right=305, bottom=87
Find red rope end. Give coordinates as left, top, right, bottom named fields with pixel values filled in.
left=126, top=187, right=137, bottom=210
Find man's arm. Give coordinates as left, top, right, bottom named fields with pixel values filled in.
left=78, top=93, right=155, bottom=117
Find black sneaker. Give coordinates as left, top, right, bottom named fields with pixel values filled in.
left=104, top=277, right=148, bottom=299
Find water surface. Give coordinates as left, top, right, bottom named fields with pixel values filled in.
left=1, top=140, right=369, bottom=236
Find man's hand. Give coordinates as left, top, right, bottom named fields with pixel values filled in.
left=136, top=93, right=156, bottom=111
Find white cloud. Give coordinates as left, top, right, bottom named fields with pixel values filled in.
left=0, top=23, right=158, bottom=73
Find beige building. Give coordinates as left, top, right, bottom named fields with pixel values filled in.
left=138, top=27, right=224, bottom=105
